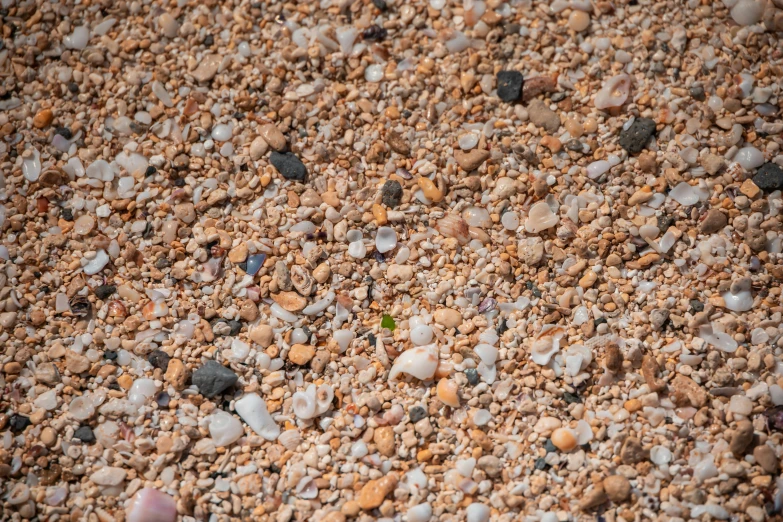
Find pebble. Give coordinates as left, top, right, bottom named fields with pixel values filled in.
left=192, top=361, right=238, bottom=398
left=603, top=475, right=631, bottom=503
left=620, top=437, right=647, bottom=464
left=357, top=474, right=398, bottom=510
left=126, top=489, right=178, bottom=522
left=259, top=124, right=287, bottom=151
left=374, top=426, right=395, bottom=456
left=74, top=426, right=95, bottom=443
left=250, top=136, right=269, bottom=160
left=527, top=99, right=560, bottom=133
left=700, top=209, right=728, bottom=234
left=753, top=444, right=778, bottom=474
left=148, top=350, right=171, bottom=371
left=192, top=54, right=221, bottom=82
left=496, top=70, right=524, bottom=102
left=730, top=420, right=755, bottom=456
left=454, top=149, right=490, bottom=171
left=90, top=467, right=127, bottom=486
left=618, top=118, right=656, bottom=154
left=65, top=351, right=90, bottom=374
left=568, top=10, right=590, bottom=32
left=288, top=344, right=316, bottom=365
left=380, top=179, right=403, bottom=208
left=270, top=151, right=307, bottom=181
left=433, top=308, right=462, bottom=328
left=33, top=109, right=54, bottom=129
left=9, top=415, right=31, bottom=433
left=164, top=359, right=189, bottom=390
left=579, top=486, right=607, bottom=511
left=752, top=162, right=783, bottom=192
left=409, top=406, right=427, bottom=423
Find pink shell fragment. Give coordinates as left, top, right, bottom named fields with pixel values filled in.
left=127, top=488, right=177, bottom=522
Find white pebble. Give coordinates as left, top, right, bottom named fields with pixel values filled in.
left=235, top=393, right=280, bottom=441
left=365, top=64, right=383, bottom=82
left=729, top=395, right=752, bottom=416
left=458, top=132, right=479, bottom=150
left=735, top=146, right=764, bottom=169
left=207, top=410, right=244, bottom=447
left=410, top=325, right=433, bottom=346
left=375, top=226, right=398, bottom=253
left=466, top=503, right=490, bottom=522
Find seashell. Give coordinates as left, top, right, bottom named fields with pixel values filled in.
left=551, top=427, right=578, bottom=452
left=315, top=384, right=334, bottom=415
left=236, top=393, right=280, bottom=441
left=530, top=325, right=566, bottom=366
left=525, top=201, right=559, bottom=234
left=595, top=74, right=631, bottom=110
left=69, top=296, right=92, bottom=317
left=142, top=299, right=169, bottom=320
left=389, top=344, right=439, bottom=381
left=107, top=300, right=127, bottom=318
left=292, top=386, right=318, bottom=420
left=291, top=265, right=315, bottom=296
left=436, top=213, right=470, bottom=244
left=437, top=378, right=460, bottom=407
left=722, top=278, right=753, bottom=312
left=295, top=476, right=318, bottom=500
left=278, top=429, right=302, bottom=450
left=375, top=226, right=398, bottom=253
left=273, top=291, right=307, bottom=312
left=126, top=488, right=177, bottom=522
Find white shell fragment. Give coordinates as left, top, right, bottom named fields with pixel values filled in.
left=389, top=344, right=439, bottom=381
left=235, top=393, right=280, bottom=440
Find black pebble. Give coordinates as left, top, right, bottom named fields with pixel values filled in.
left=564, top=391, right=581, bottom=404
left=104, top=351, right=117, bottom=360
left=752, top=163, right=783, bottom=192
left=68, top=82, right=79, bottom=93
left=61, top=208, right=73, bottom=221
left=54, top=127, right=73, bottom=140
left=496, top=70, right=524, bottom=102
left=204, top=34, right=214, bottom=46
left=362, top=24, right=387, bottom=41
left=74, top=425, right=95, bottom=443
left=496, top=319, right=508, bottom=335
left=9, top=414, right=31, bottom=433
left=409, top=406, right=427, bottom=423
left=156, top=391, right=171, bottom=408
left=690, top=85, right=706, bottom=101
left=465, top=368, right=479, bottom=385
left=535, top=457, right=548, bottom=470
left=372, top=0, right=387, bottom=10
left=145, top=165, right=157, bottom=177
left=618, top=117, right=657, bottom=154
left=269, top=151, right=307, bottom=181
left=94, top=285, right=116, bottom=300
left=690, top=299, right=704, bottom=313
left=192, top=360, right=239, bottom=398
left=148, top=350, right=171, bottom=371
left=381, top=179, right=403, bottom=208
left=155, top=258, right=171, bottom=269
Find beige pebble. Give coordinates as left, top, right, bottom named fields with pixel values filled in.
left=454, top=149, right=490, bottom=171
left=357, top=474, right=398, bottom=510
left=374, top=426, right=395, bottom=456
left=603, top=475, right=631, bottom=503
left=433, top=308, right=462, bottom=329
left=288, top=344, right=315, bottom=365
left=260, top=124, right=287, bottom=151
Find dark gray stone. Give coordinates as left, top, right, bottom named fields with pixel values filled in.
left=193, top=360, right=238, bottom=398
left=409, top=406, right=427, bottom=423
left=94, top=285, right=116, bottom=300
left=381, top=179, right=403, bottom=208
left=497, top=71, right=524, bottom=102
left=619, top=118, right=656, bottom=154
left=270, top=151, right=307, bottom=181
left=74, top=425, right=95, bottom=443
left=753, top=163, right=783, bottom=192
left=148, top=350, right=171, bottom=371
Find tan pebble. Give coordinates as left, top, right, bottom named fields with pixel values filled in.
left=433, top=308, right=462, bottom=329
left=436, top=378, right=460, bottom=407
left=565, top=118, right=583, bottom=138
left=249, top=136, right=268, bottom=160
left=417, top=177, right=443, bottom=202
left=288, top=344, right=315, bottom=365
left=740, top=179, right=760, bottom=199
left=603, top=475, right=631, bottom=503
left=754, top=444, right=779, bottom=474
left=40, top=427, right=57, bottom=447
left=384, top=106, right=400, bottom=120
left=387, top=264, right=414, bottom=283
left=164, top=359, right=189, bottom=390
left=312, top=263, right=331, bottom=284
left=322, top=512, right=346, bottom=522
left=372, top=204, right=388, bottom=225
left=341, top=501, right=361, bottom=517
left=97, top=364, right=117, bottom=379
left=568, top=10, right=590, bottom=32
left=578, top=270, right=598, bottom=289
left=259, top=124, right=287, bottom=151
left=551, top=427, right=578, bottom=452
left=273, top=291, right=307, bottom=312
left=300, top=188, right=323, bottom=207
left=628, top=186, right=654, bottom=205
left=583, top=117, right=598, bottom=133
left=374, top=426, right=395, bottom=457
left=417, top=449, right=433, bottom=462
left=454, top=149, right=490, bottom=171
left=540, top=136, right=562, bottom=153
left=579, top=486, right=607, bottom=511
left=239, top=300, right=259, bottom=322
left=33, top=108, right=54, bottom=128
left=322, top=191, right=340, bottom=207
left=117, top=374, right=134, bottom=390
left=65, top=351, right=90, bottom=374
left=3, top=362, right=21, bottom=374
left=249, top=323, right=274, bottom=347
left=638, top=152, right=657, bottom=173
left=357, top=474, right=398, bottom=510
left=624, top=399, right=642, bottom=413
left=228, top=244, right=248, bottom=263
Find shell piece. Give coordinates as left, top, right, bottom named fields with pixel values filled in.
left=551, top=427, right=578, bottom=452
left=315, top=384, right=334, bottom=414
left=529, top=325, right=566, bottom=366
left=278, top=429, right=302, bottom=450
left=389, top=344, right=439, bottom=381
left=126, top=489, right=178, bottom=522
left=375, top=226, right=398, bottom=253
left=292, top=385, right=318, bottom=419
left=437, top=378, right=460, bottom=407
left=525, top=202, right=559, bottom=234
left=235, top=393, right=280, bottom=441
left=436, top=214, right=470, bottom=244
left=595, top=74, right=631, bottom=110
left=291, top=265, right=315, bottom=296
left=207, top=410, right=244, bottom=447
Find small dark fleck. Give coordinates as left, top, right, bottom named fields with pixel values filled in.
left=108, top=381, right=121, bottom=391
left=551, top=92, right=566, bottom=102
left=94, top=285, right=116, bottom=300
left=68, top=82, right=79, bottom=93
left=594, top=317, right=607, bottom=326
left=142, top=222, right=154, bottom=239
left=54, top=127, right=73, bottom=140
left=155, top=257, right=171, bottom=269
left=564, top=391, right=581, bottom=404
left=61, top=208, right=73, bottom=221
left=367, top=333, right=377, bottom=347
left=10, top=415, right=31, bottom=432
left=496, top=319, right=508, bottom=335
left=531, top=287, right=542, bottom=298
left=409, top=406, right=427, bottom=423
left=204, top=34, right=214, bottom=46
left=372, top=0, right=387, bottom=10
left=74, top=426, right=95, bottom=443
left=174, top=178, right=186, bottom=187
left=156, top=392, right=171, bottom=408
left=148, top=350, right=171, bottom=371
left=145, top=165, right=157, bottom=177
left=690, top=299, right=704, bottom=313
left=535, top=457, right=548, bottom=470
left=104, top=351, right=117, bottom=360
left=362, top=24, right=387, bottom=41
left=465, top=368, right=479, bottom=385
left=236, top=260, right=248, bottom=273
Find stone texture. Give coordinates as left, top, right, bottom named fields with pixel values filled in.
left=619, top=118, right=656, bottom=154
left=192, top=361, right=238, bottom=398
